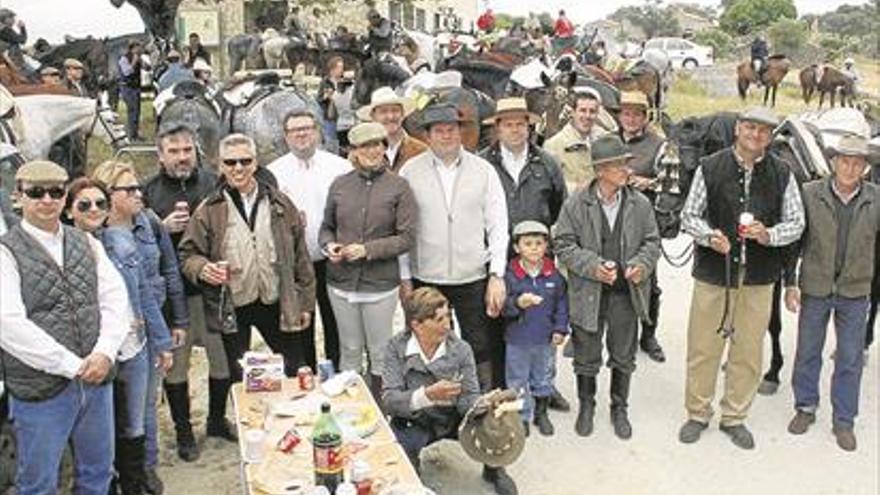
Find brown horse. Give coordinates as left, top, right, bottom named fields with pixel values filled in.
left=817, top=66, right=855, bottom=108
left=799, top=65, right=820, bottom=104
left=736, top=55, right=790, bottom=107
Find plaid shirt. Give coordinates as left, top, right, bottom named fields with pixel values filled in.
left=681, top=153, right=805, bottom=249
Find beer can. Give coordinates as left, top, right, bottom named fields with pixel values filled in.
left=317, top=359, right=335, bottom=382
left=297, top=366, right=314, bottom=391
left=216, top=260, right=230, bottom=283
left=276, top=427, right=302, bottom=453
left=603, top=260, right=617, bottom=271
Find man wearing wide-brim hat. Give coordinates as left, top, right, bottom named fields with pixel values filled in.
left=478, top=97, right=571, bottom=412
left=786, top=133, right=879, bottom=452
left=543, top=86, right=610, bottom=191
left=678, top=106, right=805, bottom=450
left=553, top=134, right=660, bottom=442
left=0, top=160, right=129, bottom=493
left=398, top=101, right=512, bottom=451
left=617, top=90, right=669, bottom=363
left=357, top=86, right=427, bottom=172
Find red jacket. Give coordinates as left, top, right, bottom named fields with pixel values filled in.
left=554, top=17, right=574, bottom=38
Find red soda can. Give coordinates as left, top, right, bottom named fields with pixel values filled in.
left=277, top=427, right=302, bottom=453
left=297, top=366, right=314, bottom=391
left=216, top=261, right=230, bottom=284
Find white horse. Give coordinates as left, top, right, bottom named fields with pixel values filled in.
left=7, top=95, right=125, bottom=160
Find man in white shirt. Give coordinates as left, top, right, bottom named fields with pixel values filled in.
left=398, top=103, right=509, bottom=393
left=0, top=160, right=128, bottom=494
left=266, top=109, right=351, bottom=370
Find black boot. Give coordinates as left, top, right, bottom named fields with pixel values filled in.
left=575, top=375, right=596, bottom=437
left=163, top=382, right=200, bottom=462
left=482, top=465, right=518, bottom=495
left=533, top=396, right=555, bottom=436
left=206, top=378, right=237, bottom=442
left=368, top=374, right=384, bottom=407
left=143, top=468, right=163, bottom=495
left=117, top=436, right=146, bottom=495
left=610, top=369, right=632, bottom=440
left=476, top=361, right=494, bottom=393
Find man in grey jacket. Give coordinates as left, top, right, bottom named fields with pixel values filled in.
left=786, top=134, right=880, bottom=452
left=553, top=135, right=660, bottom=441
left=382, top=287, right=517, bottom=495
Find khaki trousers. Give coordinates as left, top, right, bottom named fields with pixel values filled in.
left=684, top=278, right=773, bottom=426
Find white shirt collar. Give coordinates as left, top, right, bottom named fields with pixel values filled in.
left=406, top=334, right=447, bottom=365
left=21, top=218, right=64, bottom=244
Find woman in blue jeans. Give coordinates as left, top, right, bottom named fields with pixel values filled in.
left=67, top=177, right=174, bottom=494
left=93, top=161, right=189, bottom=493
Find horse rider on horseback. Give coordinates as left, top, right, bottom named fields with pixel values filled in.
left=367, top=9, right=393, bottom=60
left=750, top=34, right=769, bottom=85
left=842, top=57, right=860, bottom=94
left=284, top=4, right=308, bottom=43
left=0, top=8, right=28, bottom=75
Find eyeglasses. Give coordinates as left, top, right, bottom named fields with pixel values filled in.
left=75, top=198, right=109, bottom=212
left=222, top=157, right=255, bottom=168
left=22, top=186, right=66, bottom=200
left=111, top=185, right=142, bottom=195
left=285, top=125, right=315, bottom=135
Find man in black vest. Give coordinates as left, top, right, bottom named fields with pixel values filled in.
left=0, top=160, right=129, bottom=493
left=678, top=107, right=805, bottom=450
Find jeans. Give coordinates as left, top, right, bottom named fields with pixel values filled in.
left=114, top=347, right=149, bottom=438
left=144, top=349, right=161, bottom=468
left=9, top=380, right=114, bottom=495
left=120, top=88, right=141, bottom=139
left=792, top=294, right=869, bottom=428
left=505, top=343, right=554, bottom=421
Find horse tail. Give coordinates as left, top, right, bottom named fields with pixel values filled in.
left=737, top=76, right=747, bottom=100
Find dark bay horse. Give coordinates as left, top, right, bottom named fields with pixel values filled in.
left=736, top=55, right=790, bottom=107
left=402, top=86, right=496, bottom=151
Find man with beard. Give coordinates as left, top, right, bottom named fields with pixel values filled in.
left=356, top=87, right=427, bottom=173
left=141, top=124, right=235, bottom=485
left=267, top=110, right=351, bottom=371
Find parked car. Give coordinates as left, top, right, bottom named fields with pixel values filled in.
left=643, top=37, right=714, bottom=69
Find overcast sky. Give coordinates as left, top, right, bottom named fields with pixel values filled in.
left=0, top=0, right=870, bottom=43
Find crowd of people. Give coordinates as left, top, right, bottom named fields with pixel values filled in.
left=0, top=7, right=878, bottom=495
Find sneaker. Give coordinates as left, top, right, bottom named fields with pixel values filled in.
left=720, top=423, right=755, bottom=450
left=757, top=379, right=780, bottom=396
left=787, top=411, right=815, bottom=435
left=833, top=425, right=857, bottom=452
left=678, top=419, right=708, bottom=444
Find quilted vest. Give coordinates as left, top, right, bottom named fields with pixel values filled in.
left=0, top=225, right=101, bottom=402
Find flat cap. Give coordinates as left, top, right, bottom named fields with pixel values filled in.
left=16, top=160, right=69, bottom=184
left=63, top=58, right=84, bottom=69
left=419, top=102, right=466, bottom=129
left=829, top=133, right=870, bottom=157
left=513, top=220, right=549, bottom=237
left=348, top=122, right=388, bottom=147
left=40, top=66, right=60, bottom=76
left=738, top=106, right=780, bottom=127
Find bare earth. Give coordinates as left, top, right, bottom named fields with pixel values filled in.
left=158, top=236, right=878, bottom=495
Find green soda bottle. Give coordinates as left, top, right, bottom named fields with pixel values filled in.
left=312, top=402, right=344, bottom=492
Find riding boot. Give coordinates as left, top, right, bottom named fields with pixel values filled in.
left=610, top=369, right=633, bottom=440
left=117, top=436, right=146, bottom=495
left=163, top=381, right=199, bottom=461
left=532, top=396, right=555, bottom=436
left=368, top=374, right=384, bottom=407
left=574, top=375, right=597, bottom=437
left=206, top=378, right=237, bottom=442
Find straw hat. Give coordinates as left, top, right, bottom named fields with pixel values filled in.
left=482, top=97, right=541, bottom=125
left=356, top=86, right=416, bottom=121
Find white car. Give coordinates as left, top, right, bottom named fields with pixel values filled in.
left=643, top=37, right=714, bottom=69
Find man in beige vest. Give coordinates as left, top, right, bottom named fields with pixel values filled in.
left=544, top=87, right=608, bottom=191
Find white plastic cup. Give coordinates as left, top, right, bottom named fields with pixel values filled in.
left=244, top=429, right=266, bottom=463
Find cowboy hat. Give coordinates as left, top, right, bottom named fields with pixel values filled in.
left=619, top=91, right=649, bottom=110
left=356, top=87, right=416, bottom=122
left=828, top=133, right=870, bottom=158
left=458, top=389, right=526, bottom=468
left=482, top=97, right=541, bottom=125
left=591, top=134, right=635, bottom=167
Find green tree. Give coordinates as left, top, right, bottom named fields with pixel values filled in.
left=818, top=5, right=875, bottom=43
left=610, top=0, right=682, bottom=38
left=693, top=28, right=733, bottom=59
left=719, top=0, right=797, bottom=35
left=766, top=17, right=808, bottom=55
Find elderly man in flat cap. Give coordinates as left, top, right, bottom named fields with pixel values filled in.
left=0, top=160, right=129, bottom=493
left=786, top=134, right=880, bottom=452
left=679, top=107, right=805, bottom=450
left=39, top=66, right=62, bottom=86
left=553, top=134, right=660, bottom=441
left=63, top=58, right=88, bottom=96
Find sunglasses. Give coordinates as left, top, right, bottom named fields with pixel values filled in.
left=75, top=198, right=109, bottom=213
left=222, top=157, right=255, bottom=168
left=111, top=185, right=142, bottom=195
left=22, top=186, right=66, bottom=200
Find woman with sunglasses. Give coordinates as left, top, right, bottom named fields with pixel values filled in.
left=91, top=160, right=188, bottom=492
left=179, top=134, right=316, bottom=381
left=318, top=122, right=416, bottom=400
left=65, top=178, right=173, bottom=495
